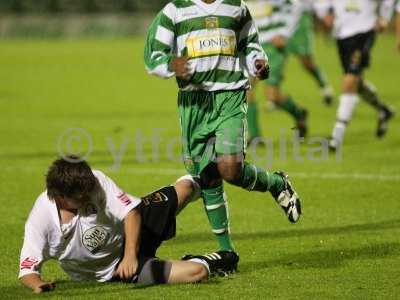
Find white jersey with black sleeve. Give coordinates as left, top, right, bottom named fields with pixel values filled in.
left=18, top=170, right=141, bottom=282
left=314, top=0, right=395, bottom=39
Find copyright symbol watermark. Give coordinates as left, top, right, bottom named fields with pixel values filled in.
left=57, top=128, right=93, bottom=163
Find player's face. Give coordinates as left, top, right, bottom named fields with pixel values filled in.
left=57, top=193, right=89, bottom=210
left=57, top=197, right=81, bottom=210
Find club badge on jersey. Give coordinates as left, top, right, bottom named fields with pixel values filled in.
left=345, top=0, right=361, bottom=13
left=205, top=16, right=219, bottom=29
left=246, top=1, right=273, bottom=18
left=82, top=225, right=109, bottom=253
left=142, top=191, right=169, bottom=206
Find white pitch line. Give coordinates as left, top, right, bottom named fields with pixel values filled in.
left=114, top=168, right=400, bottom=182
left=289, top=172, right=400, bottom=181
left=2, top=166, right=400, bottom=182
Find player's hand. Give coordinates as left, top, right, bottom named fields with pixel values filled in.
left=375, top=18, right=388, bottom=33
left=33, top=282, right=56, bottom=294
left=170, top=56, right=191, bottom=80
left=323, top=14, right=334, bottom=29
left=113, top=256, right=138, bottom=281
left=271, top=36, right=286, bottom=49
left=254, top=59, right=269, bottom=80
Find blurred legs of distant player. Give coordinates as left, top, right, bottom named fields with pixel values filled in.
left=396, top=10, right=400, bottom=52
left=263, top=39, right=308, bottom=138
left=329, top=30, right=394, bottom=151
left=246, top=39, right=308, bottom=141
left=287, top=12, right=334, bottom=105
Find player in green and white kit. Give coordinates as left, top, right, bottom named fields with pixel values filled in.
left=144, top=0, right=302, bottom=256
left=287, top=0, right=334, bottom=105
left=246, top=0, right=308, bottom=140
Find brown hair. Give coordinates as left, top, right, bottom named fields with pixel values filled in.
left=46, top=156, right=96, bottom=201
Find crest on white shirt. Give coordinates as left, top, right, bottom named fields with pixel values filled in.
left=82, top=226, right=109, bottom=253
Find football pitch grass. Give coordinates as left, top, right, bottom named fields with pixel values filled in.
left=1, top=34, right=399, bottom=299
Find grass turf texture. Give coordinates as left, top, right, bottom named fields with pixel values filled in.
left=0, top=34, right=399, bottom=299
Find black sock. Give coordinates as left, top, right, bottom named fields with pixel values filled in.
left=358, top=80, right=387, bottom=111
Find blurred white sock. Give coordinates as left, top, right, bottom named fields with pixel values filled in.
left=331, top=93, right=359, bottom=144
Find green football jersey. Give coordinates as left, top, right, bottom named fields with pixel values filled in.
left=144, top=0, right=267, bottom=92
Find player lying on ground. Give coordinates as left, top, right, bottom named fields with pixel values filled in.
left=19, top=157, right=238, bottom=294
left=144, top=0, right=302, bottom=256
left=246, top=0, right=309, bottom=140
left=315, top=0, right=395, bottom=151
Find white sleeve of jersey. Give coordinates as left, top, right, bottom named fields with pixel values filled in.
left=94, top=171, right=141, bottom=221
left=287, top=2, right=304, bottom=37
left=379, top=0, right=396, bottom=21
left=313, top=0, right=332, bottom=20
left=239, top=1, right=268, bottom=77
left=397, top=0, right=400, bottom=12
left=18, top=196, right=49, bottom=279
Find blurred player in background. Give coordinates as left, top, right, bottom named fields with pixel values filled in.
left=315, top=0, right=395, bottom=151
left=396, top=0, right=400, bottom=51
left=287, top=0, right=334, bottom=106
left=144, top=0, right=302, bottom=256
left=246, top=0, right=308, bottom=141
left=19, top=157, right=238, bottom=294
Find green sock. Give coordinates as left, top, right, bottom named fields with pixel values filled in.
left=202, top=184, right=234, bottom=251
left=308, top=66, right=328, bottom=88
left=247, top=102, right=261, bottom=139
left=240, top=162, right=285, bottom=198
left=278, top=96, right=304, bottom=121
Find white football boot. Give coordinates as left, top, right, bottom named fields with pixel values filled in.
left=274, top=172, right=302, bottom=223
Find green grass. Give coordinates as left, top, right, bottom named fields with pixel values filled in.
left=1, top=34, right=399, bottom=299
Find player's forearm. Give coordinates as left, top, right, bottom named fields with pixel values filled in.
left=123, top=209, right=141, bottom=259
left=323, top=13, right=334, bottom=29
left=144, top=54, right=176, bottom=78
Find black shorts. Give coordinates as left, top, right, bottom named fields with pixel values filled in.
left=112, top=186, right=178, bottom=284
left=138, top=185, right=178, bottom=258
left=337, top=30, right=375, bottom=75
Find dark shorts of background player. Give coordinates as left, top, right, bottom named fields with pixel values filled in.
left=337, top=30, right=376, bottom=75
left=115, top=186, right=178, bottom=285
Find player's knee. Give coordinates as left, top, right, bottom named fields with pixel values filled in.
left=175, top=176, right=200, bottom=204
left=219, top=166, right=242, bottom=185
left=222, top=171, right=241, bottom=185
left=343, top=74, right=359, bottom=93
left=200, top=164, right=222, bottom=189
left=266, top=86, right=281, bottom=103
left=300, top=56, right=314, bottom=69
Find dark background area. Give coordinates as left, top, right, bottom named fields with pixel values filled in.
left=0, top=0, right=169, bottom=13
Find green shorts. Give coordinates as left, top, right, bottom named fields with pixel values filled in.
left=178, top=89, right=247, bottom=176
left=262, top=43, right=287, bottom=86
left=287, top=12, right=314, bottom=57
